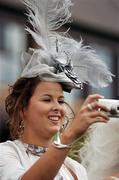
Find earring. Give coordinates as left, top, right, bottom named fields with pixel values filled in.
left=60, top=116, right=71, bottom=133
left=18, top=120, right=25, bottom=138
left=61, top=102, right=75, bottom=132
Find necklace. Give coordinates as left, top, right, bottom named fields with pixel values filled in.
left=23, top=143, right=48, bottom=156
left=22, top=141, right=72, bottom=179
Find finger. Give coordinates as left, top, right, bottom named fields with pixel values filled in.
left=90, top=110, right=109, bottom=121
left=88, top=114, right=109, bottom=124
left=86, top=103, right=94, bottom=111
left=94, top=117, right=109, bottom=123
left=83, top=94, right=104, bottom=105
left=91, top=101, right=110, bottom=112
left=85, top=102, right=109, bottom=114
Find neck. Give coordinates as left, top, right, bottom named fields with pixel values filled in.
left=21, top=133, right=53, bottom=148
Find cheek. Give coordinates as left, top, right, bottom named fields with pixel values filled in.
left=25, top=102, right=49, bottom=120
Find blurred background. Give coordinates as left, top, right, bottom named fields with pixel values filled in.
left=0, top=0, right=119, bottom=142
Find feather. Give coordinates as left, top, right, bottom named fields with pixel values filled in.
left=72, top=43, right=113, bottom=87
left=80, top=100, right=119, bottom=180
left=80, top=119, right=119, bottom=180
left=23, top=0, right=72, bottom=49
left=21, top=0, right=113, bottom=89
left=49, top=35, right=113, bottom=87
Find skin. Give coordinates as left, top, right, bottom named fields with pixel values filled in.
left=22, top=81, right=66, bottom=147
left=20, top=81, right=110, bottom=180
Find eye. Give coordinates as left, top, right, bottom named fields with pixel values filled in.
left=43, top=99, right=51, bottom=102
left=58, top=99, right=65, bottom=104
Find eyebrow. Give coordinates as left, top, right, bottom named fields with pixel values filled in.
left=42, top=94, right=65, bottom=99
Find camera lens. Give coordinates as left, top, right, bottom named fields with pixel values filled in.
left=110, top=106, right=118, bottom=115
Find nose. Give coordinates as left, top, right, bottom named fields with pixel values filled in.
left=51, top=101, right=65, bottom=118
left=51, top=101, right=62, bottom=112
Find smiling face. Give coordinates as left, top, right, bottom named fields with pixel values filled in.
left=22, top=81, right=66, bottom=145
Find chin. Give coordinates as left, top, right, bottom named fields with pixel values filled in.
left=49, top=126, right=60, bottom=135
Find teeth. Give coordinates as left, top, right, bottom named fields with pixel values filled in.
left=49, top=117, right=59, bottom=121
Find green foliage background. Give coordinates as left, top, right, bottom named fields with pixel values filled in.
left=68, top=134, right=86, bottom=162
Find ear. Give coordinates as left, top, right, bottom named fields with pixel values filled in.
left=19, top=109, right=25, bottom=120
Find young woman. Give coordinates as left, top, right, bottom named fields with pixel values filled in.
left=0, top=0, right=113, bottom=179
left=0, top=77, right=109, bottom=180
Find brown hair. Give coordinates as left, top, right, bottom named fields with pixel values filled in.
left=5, top=76, right=41, bottom=140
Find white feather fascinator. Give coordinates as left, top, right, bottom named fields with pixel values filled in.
left=21, top=0, right=113, bottom=92
left=80, top=119, right=119, bottom=180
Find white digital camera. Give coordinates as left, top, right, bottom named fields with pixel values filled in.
left=99, top=99, right=119, bottom=117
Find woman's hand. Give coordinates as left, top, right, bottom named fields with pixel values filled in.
left=61, top=94, right=110, bottom=144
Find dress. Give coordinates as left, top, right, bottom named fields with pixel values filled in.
left=0, top=140, right=88, bottom=180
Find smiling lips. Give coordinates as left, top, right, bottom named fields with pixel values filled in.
left=48, top=116, right=61, bottom=124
